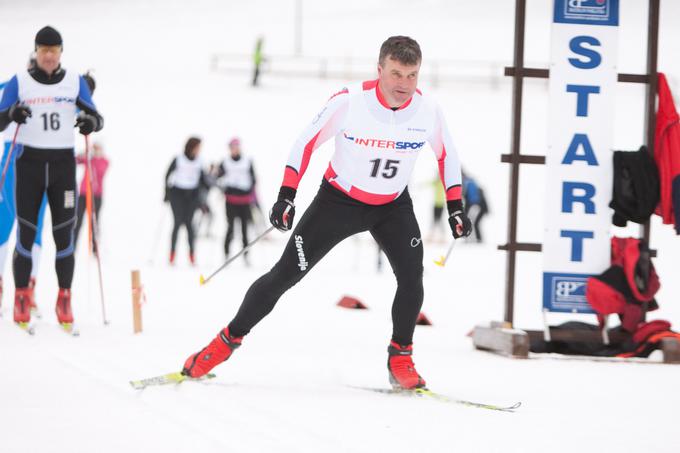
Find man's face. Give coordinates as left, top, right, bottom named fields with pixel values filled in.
left=35, top=45, right=62, bottom=74
left=377, top=56, right=420, bottom=107
left=229, top=144, right=241, bottom=157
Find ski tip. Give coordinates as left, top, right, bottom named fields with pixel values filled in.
left=16, top=322, right=36, bottom=335
left=60, top=323, right=80, bottom=336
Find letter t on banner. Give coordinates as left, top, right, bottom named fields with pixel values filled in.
left=542, top=0, right=619, bottom=314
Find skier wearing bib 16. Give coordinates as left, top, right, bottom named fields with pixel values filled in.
left=0, top=26, right=104, bottom=329
left=182, top=36, right=471, bottom=390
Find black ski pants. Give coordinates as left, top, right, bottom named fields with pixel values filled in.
left=229, top=180, right=424, bottom=346
left=169, top=188, right=198, bottom=254
left=224, top=202, right=252, bottom=256
left=13, top=147, right=76, bottom=289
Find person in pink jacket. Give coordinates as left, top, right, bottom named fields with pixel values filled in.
left=74, top=141, right=109, bottom=253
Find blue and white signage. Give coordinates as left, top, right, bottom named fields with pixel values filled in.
left=543, top=0, right=619, bottom=313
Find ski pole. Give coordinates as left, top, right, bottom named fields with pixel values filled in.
left=199, top=225, right=275, bottom=285
left=85, top=137, right=94, bottom=253
left=433, top=240, right=456, bottom=267
left=0, top=126, right=20, bottom=202
left=84, top=135, right=109, bottom=325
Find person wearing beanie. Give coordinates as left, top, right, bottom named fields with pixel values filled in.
left=164, top=137, right=208, bottom=266
left=0, top=25, right=104, bottom=332
left=214, top=137, right=257, bottom=264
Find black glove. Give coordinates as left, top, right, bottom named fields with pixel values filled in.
left=9, top=102, right=32, bottom=124
left=75, top=112, right=98, bottom=135
left=447, top=199, right=472, bottom=239
left=164, top=188, right=171, bottom=203
left=269, top=186, right=296, bottom=232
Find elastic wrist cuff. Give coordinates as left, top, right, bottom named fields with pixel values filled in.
left=278, top=186, right=297, bottom=202
left=447, top=199, right=463, bottom=215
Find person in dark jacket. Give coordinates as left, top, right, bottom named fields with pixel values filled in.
left=165, top=137, right=206, bottom=265
left=462, top=170, right=488, bottom=243
left=214, top=137, right=256, bottom=264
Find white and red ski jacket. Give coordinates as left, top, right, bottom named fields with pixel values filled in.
left=281, top=79, right=463, bottom=205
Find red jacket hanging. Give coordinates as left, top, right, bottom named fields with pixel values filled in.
left=654, top=73, right=680, bottom=233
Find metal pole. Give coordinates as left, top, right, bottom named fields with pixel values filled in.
left=503, top=0, right=527, bottom=326
left=642, top=0, right=660, bottom=244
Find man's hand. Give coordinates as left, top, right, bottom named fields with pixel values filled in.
left=447, top=199, right=472, bottom=239
left=269, top=187, right=296, bottom=232
left=75, top=112, right=98, bottom=135
left=9, top=102, right=32, bottom=124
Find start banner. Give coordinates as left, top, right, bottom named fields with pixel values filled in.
left=543, top=0, right=619, bottom=313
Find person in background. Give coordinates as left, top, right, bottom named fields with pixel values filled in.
left=215, top=137, right=256, bottom=265
left=74, top=141, right=109, bottom=253
left=165, top=137, right=206, bottom=266
left=462, top=169, right=488, bottom=243
left=425, top=173, right=447, bottom=242
left=252, top=36, right=265, bottom=87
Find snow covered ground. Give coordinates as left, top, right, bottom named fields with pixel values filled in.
left=1, top=1, right=680, bottom=452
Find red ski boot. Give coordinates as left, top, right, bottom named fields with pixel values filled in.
left=28, top=277, right=39, bottom=316
left=14, top=287, right=32, bottom=323
left=387, top=341, right=427, bottom=390
left=182, top=327, right=242, bottom=378
left=169, top=251, right=176, bottom=265
left=55, top=288, right=74, bottom=324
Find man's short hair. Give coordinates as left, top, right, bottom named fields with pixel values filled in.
left=379, top=36, right=422, bottom=66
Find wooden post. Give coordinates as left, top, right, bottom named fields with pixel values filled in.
left=131, top=270, right=143, bottom=334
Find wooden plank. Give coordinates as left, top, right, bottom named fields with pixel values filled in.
left=504, top=0, right=528, bottom=326
left=500, top=154, right=546, bottom=164
left=497, top=243, right=542, bottom=252
left=472, top=325, right=529, bottom=358
left=497, top=243, right=655, bottom=257
left=524, top=329, right=630, bottom=345
left=661, top=338, right=680, bottom=364
left=504, top=66, right=649, bottom=83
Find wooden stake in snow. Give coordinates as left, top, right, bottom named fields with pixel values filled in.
left=131, top=270, right=143, bottom=334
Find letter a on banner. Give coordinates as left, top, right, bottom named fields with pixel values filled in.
left=542, top=0, right=619, bottom=313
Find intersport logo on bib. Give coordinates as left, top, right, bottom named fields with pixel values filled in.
left=343, top=132, right=425, bottom=150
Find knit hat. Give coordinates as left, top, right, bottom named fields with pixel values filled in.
left=35, top=26, right=63, bottom=48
